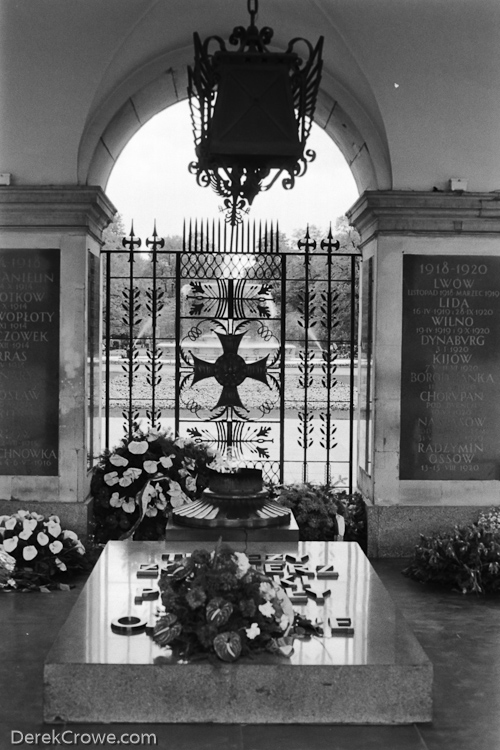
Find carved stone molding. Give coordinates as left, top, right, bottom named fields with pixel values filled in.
left=347, top=190, right=500, bottom=245
left=0, top=186, right=116, bottom=241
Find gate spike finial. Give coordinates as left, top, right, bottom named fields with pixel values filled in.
left=122, top=220, right=142, bottom=250
left=320, top=223, right=340, bottom=255
left=146, top=219, right=165, bottom=251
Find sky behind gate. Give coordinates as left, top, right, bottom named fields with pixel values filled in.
left=106, top=100, right=359, bottom=241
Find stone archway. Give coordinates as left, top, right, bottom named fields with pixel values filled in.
left=78, top=50, right=392, bottom=194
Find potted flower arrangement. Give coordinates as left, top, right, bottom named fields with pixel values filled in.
left=273, top=483, right=367, bottom=551
left=91, top=428, right=220, bottom=542
left=152, top=543, right=309, bottom=662
left=0, top=511, right=88, bottom=591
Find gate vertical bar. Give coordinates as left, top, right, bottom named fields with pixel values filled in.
left=325, top=243, right=333, bottom=485
left=279, top=253, right=286, bottom=483
left=349, top=254, right=357, bottom=493
left=145, top=223, right=165, bottom=431
left=121, top=224, right=142, bottom=441
left=297, top=228, right=316, bottom=483
left=174, top=251, right=181, bottom=437
left=127, top=238, right=135, bottom=440
left=104, top=250, right=111, bottom=451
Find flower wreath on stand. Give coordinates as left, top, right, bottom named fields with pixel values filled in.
left=91, top=428, right=220, bottom=543
left=0, top=511, right=88, bottom=592
left=152, top=542, right=320, bottom=663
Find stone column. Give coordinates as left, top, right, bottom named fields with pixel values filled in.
left=0, top=187, right=115, bottom=535
left=347, top=191, right=500, bottom=555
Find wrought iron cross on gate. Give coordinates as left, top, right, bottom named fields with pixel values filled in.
left=191, top=329, right=269, bottom=410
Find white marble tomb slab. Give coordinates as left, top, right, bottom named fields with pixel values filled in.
left=44, top=541, right=432, bottom=724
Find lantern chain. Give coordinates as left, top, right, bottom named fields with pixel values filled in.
left=248, top=0, right=258, bottom=25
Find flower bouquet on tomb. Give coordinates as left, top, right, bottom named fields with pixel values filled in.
left=152, top=542, right=319, bottom=663
left=91, top=428, right=220, bottom=542
left=0, top=511, right=88, bottom=591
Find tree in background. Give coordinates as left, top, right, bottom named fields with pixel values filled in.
left=102, top=216, right=360, bottom=354
left=272, top=218, right=360, bottom=352
left=102, top=216, right=180, bottom=346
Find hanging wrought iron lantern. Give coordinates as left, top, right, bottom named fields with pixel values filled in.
left=188, top=0, right=324, bottom=226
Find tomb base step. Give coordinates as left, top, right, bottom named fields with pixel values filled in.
left=44, top=541, right=433, bottom=724
left=164, top=514, right=299, bottom=554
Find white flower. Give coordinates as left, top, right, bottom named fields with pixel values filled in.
left=122, top=499, right=136, bottom=514
left=234, top=552, right=250, bottom=579
left=174, top=438, right=186, bottom=448
left=22, top=518, right=37, bottom=533
left=245, top=623, right=261, bottom=640
left=47, top=521, right=61, bottom=538
left=0, top=547, right=16, bottom=572
left=185, top=475, right=197, bottom=493
left=142, top=482, right=156, bottom=502
left=159, top=456, right=173, bottom=469
left=146, top=428, right=162, bottom=442
left=62, top=530, right=78, bottom=541
left=145, top=506, right=158, bottom=517
left=104, top=471, right=120, bottom=486
left=49, top=540, right=63, bottom=554
left=3, top=536, right=18, bottom=553
left=259, top=581, right=276, bottom=601
left=128, top=440, right=148, bottom=455
left=143, top=460, right=159, bottom=474
left=16, top=510, right=29, bottom=518
left=279, top=614, right=290, bottom=631
left=0, top=515, right=10, bottom=526
left=259, top=601, right=275, bottom=618
left=119, top=467, right=142, bottom=487
left=155, top=497, right=168, bottom=511
left=37, top=532, right=50, bottom=546
left=75, top=542, right=86, bottom=556
left=48, top=515, right=60, bottom=524
left=5, top=518, right=17, bottom=531
left=178, top=467, right=188, bottom=478
left=23, top=545, right=38, bottom=561
left=168, top=480, right=191, bottom=508
left=19, top=528, right=33, bottom=541
left=55, top=558, right=67, bottom=571
left=109, top=492, right=124, bottom=508
left=109, top=454, right=129, bottom=467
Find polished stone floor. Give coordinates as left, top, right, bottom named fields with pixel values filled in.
left=1, top=558, right=499, bottom=750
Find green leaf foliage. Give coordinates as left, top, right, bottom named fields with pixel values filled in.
left=273, top=483, right=367, bottom=550
left=403, top=508, right=500, bottom=594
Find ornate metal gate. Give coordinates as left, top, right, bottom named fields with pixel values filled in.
left=102, top=220, right=360, bottom=489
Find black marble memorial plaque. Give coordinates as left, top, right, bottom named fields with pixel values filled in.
left=400, top=255, right=500, bottom=480
left=0, top=249, right=60, bottom=475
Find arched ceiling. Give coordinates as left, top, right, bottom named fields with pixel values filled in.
left=77, top=0, right=392, bottom=193
left=1, top=0, right=500, bottom=193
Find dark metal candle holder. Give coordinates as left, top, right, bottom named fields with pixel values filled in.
left=171, top=468, right=291, bottom=528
